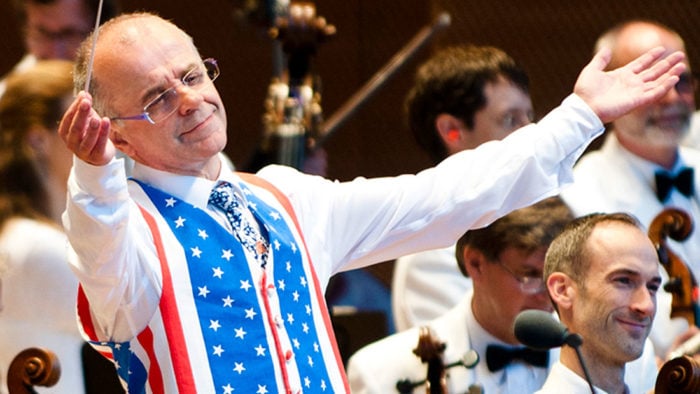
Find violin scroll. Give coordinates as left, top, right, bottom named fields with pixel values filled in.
left=648, top=208, right=699, bottom=326
left=7, top=347, right=60, bottom=394
left=412, top=326, right=447, bottom=394
left=655, top=355, right=700, bottom=394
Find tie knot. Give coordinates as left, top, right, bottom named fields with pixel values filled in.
left=485, top=344, right=549, bottom=372
left=655, top=167, right=695, bottom=203
left=209, top=181, right=240, bottom=212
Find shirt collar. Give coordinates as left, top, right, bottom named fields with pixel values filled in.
left=131, top=154, right=243, bottom=209
left=605, top=133, right=687, bottom=186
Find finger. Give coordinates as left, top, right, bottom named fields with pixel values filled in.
left=58, top=92, right=90, bottom=140
left=641, top=74, right=680, bottom=102
left=87, top=118, right=112, bottom=160
left=640, top=51, right=686, bottom=82
left=70, top=100, right=97, bottom=145
left=77, top=116, right=106, bottom=157
left=627, top=46, right=666, bottom=74
left=587, top=47, right=612, bottom=72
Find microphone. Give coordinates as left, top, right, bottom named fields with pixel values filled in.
left=513, top=309, right=582, bottom=350
left=513, top=310, right=594, bottom=394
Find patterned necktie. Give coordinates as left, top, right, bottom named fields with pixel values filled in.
left=209, top=181, right=269, bottom=267
left=655, top=167, right=695, bottom=203
left=485, top=344, right=549, bottom=372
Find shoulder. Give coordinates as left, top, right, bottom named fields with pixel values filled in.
left=0, top=218, right=66, bottom=254
left=679, top=146, right=700, bottom=164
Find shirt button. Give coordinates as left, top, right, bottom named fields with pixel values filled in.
left=285, top=350, right=293, bottom=361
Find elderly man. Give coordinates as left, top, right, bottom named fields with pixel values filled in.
left=58, top=11, right=683, bottom=393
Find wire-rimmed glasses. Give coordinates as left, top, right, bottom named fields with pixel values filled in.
left=494, top=260, right=545, bottom=294
left=110, top=58, right=220, bottom=124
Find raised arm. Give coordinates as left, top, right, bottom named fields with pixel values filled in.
left=574, top=46, right=685, bottom=123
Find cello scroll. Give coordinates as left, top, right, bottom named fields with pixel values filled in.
left=648, top=208, right=699, bottom=326
left=7, top=347, right=60, bottom=394
left=655, top=355, right=700, bottom=394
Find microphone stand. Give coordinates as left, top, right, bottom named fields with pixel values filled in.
left=514, top=310, right=596, bottom=394
left=565, top=333, right=595, bottom=394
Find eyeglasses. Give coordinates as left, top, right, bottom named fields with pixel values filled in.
left=675, top=72, right=697, bottom=95
left=110, top=58, right=220, bottom=125
left=494, top=260, right=545, bottom=294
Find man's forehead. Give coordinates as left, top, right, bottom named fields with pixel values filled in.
left=96, top=17, right=195, bottom=64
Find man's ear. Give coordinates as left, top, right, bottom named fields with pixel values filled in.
left=435, top=114, right=466, bottom=148
left=547, top=272, right=576, bottom=310
left=462, top=246, right=487, bottom=281
left=110, top=127, right=134, bottom=157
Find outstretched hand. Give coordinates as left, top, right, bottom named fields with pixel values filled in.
left=574, top=46, right=686, bottom=124
left=58, top=91, right=116, bottom=166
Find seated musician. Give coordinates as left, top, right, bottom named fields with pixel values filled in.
left=347, top=197, right=658, bottom=393
left=537, top=213, right=662, bottom=393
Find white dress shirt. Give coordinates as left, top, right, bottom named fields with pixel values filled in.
left=535, top=362, right=616, bottom=394
left=64, top=94, right=603, bottom=391
left=392, top=245, right=472, bottom=332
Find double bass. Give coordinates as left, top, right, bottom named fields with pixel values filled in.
left=237, top=1, right=450, bottom=172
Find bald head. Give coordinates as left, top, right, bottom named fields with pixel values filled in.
left=596, top=21, right=688, bottom=71
left=73, top=13, right=198, bottom=113
left=592, top=20, right=694, bottom=167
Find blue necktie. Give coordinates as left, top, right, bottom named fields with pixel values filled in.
left=209, top=181, right=269, bottom=268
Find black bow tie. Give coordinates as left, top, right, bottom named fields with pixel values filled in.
left=655, top=167, right=695, bottom=203
left=485, top=344, right=549, bottom=372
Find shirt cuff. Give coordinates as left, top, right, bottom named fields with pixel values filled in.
left=71, top=155, right=129, bottom=199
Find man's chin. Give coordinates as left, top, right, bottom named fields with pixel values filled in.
left=643, top=127, right=688, bottom=147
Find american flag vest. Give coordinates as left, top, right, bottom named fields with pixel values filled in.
left=77, top=173, right=348, bottom=393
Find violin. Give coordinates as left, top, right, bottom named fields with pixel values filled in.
left=655, top=355, right=700, bottom=394
left=410, top=326, right=448, bottom=394
left=7, top=347, right=60, bottom=394
left=396, top=326, right=480, bottom=393
left=648, top=208, right=700, bottom=326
